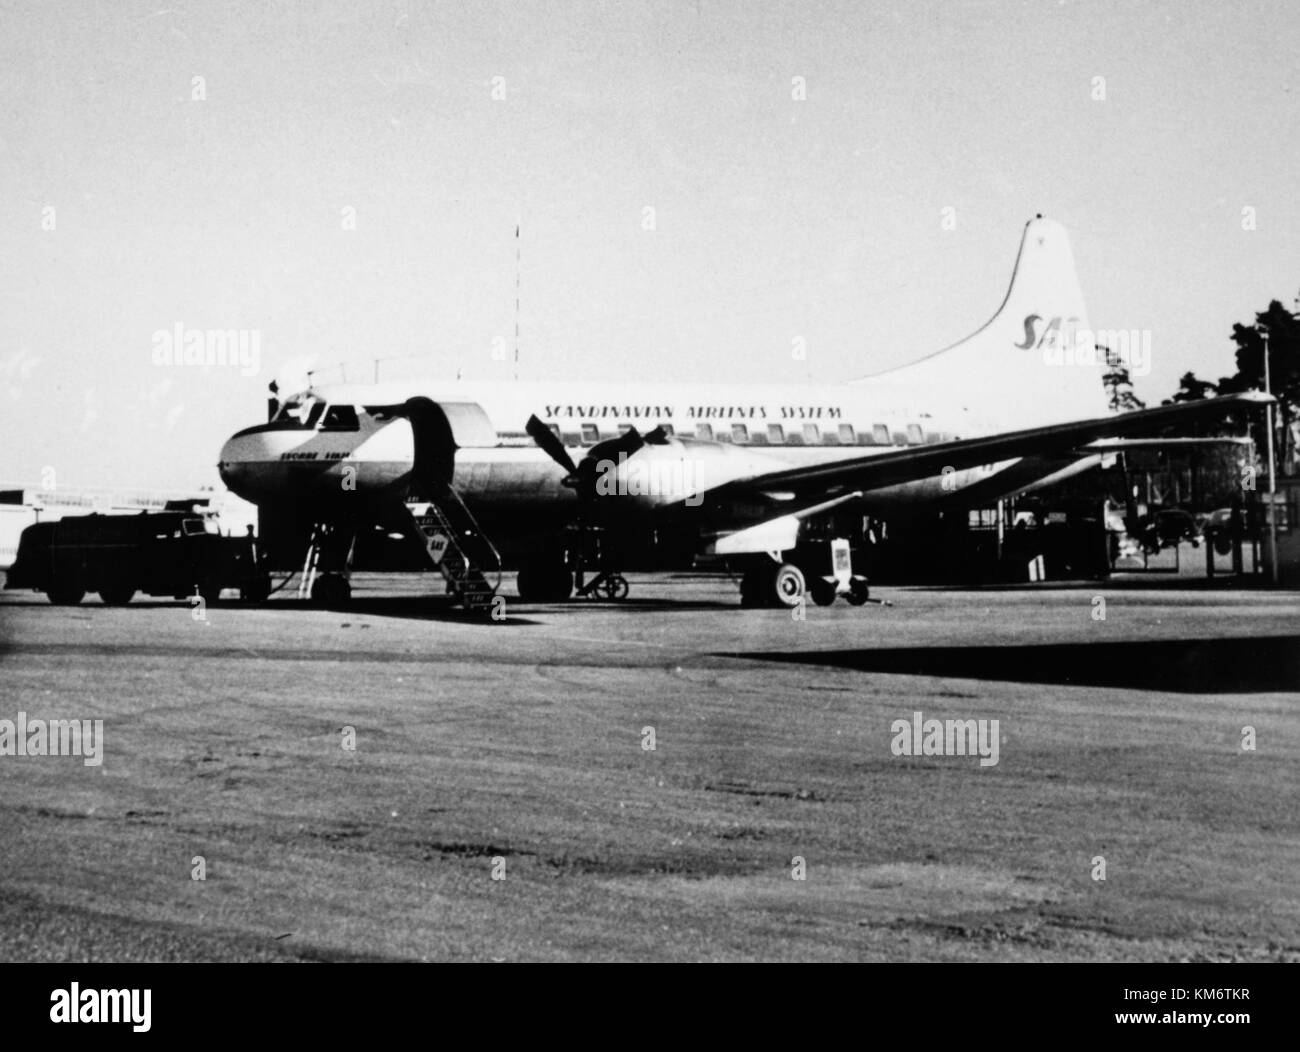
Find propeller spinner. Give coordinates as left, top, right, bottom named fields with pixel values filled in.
left=525, top=415, right=671, bottom=498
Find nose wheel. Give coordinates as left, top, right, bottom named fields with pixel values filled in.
left=310, top=573, right=352, bottom=607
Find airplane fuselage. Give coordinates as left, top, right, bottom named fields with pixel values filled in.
left=218, top=377, right=1097, bottom=567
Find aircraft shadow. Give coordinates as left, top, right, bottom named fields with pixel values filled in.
left=905, top=577, right=1274, bottom=593
left=560, top=598, right=739, bottom=613
left=290, top=596, right=541, bottom=625
left=0, top=596, right=542, bottom=625
left=721, top=635, right=1300, bottom=694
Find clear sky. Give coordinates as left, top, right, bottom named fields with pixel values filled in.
left=1, top=0, right=1297, bottom=489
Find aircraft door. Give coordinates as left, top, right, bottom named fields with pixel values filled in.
left=403, top=397, right=496, bottom=486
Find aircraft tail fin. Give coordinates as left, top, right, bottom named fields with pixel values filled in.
left=855, top=216, right=1116, bottom=427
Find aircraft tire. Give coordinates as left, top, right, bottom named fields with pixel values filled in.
left=516, top=562, right=572, bottom=602
left=809, top=579, right=838, bottom=606
left=241, top=576, right=272, bottom=603
left=772, top=563, right=806, bottom=608
left=310, top=574, right=351, bottom=607
left=739, top=565, right=767, bottom=607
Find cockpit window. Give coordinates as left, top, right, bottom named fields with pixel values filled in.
left=321, top=404, right=359, bottom=431
left=275, top=399, right=325, bottom=428
left=181, top=518, right=207, bottom=536
left=363, top=405, right=403, bottom=421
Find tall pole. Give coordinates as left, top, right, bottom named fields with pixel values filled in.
left=1263, top=329, right=1278, bottom=584
left=514, top=218, right=521, bottom=382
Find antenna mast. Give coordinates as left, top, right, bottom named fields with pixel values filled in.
left=514, top=217, right=521, bottom=381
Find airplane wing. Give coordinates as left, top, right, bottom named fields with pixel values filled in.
left=710, top=392, right=1271, bottom=502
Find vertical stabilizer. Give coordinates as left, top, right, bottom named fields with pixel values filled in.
left=857, top=217, right=1112, bottom=427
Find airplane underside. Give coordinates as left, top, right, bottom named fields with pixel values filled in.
left=250, top=442, right=1100, bottom=614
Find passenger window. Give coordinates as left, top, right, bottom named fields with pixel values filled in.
left=767, top=424, right=785, bottom=444
left=580, top=424, right=599, bottom=444
left=696, top=423, right=713, bottom=441
left=838, top=424, right=856, bottom=444
left=731, top=423, right=748, bottom=443
left=906, top=423, right=924, bottom=444
left=873, top=423, right=891, bottom=445
left=802, top=423, right=820, bottom=444
left=659, top=423, right=674, bottom=436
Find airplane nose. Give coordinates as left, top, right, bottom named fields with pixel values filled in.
left=217, top=428, right=271, bottom=500
left=217, top=415, right=418, bottom=502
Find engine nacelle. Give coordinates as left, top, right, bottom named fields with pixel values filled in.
left=586, top=439, right=784, bottom=509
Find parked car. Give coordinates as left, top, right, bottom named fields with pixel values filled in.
left=1138, top=508, right=1202, bottom=553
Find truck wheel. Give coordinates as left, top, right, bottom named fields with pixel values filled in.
left=846, top=579, right=870, bottom=606
left=99, top=583, right=136, bottom=605
left=809, top=579, right=838, bottom=606
left=47, top=584, right=85, bottom=605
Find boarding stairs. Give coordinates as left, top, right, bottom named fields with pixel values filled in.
left=407, top=482, right=502, bottom=614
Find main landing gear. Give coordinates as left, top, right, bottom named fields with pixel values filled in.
left=516, top=523, right=631, bottom=603
left=514, top=559, right=631, bottom=602
left=515, top=558, right=574, bottom=602
left=300, top=522, right=357, bottom=608
left=737, top=540, right=872, bottom=608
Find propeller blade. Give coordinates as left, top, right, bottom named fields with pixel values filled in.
left=601, top=426, right=645, bottom=460
left=526, top=415, right=577, bottom=474
left=643, top=425, right=670, bottom=445
left=572, top=427, right=645, bottom=500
